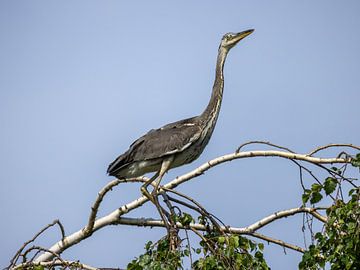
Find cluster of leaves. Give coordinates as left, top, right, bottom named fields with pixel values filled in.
left=299, top=155, right=360, bottom=270
left=299, top=187, right=360, bottom=269
left=128, top=212, right=269, bottom=270
left=193, top=233, right=269, bottom=270
left=302, top=176, right=338, bottom=205
left=351, top=153, right=360, bottom=168
left=127, top=238, right=183, bottom=270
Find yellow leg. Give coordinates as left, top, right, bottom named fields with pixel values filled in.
left=140, top=157, right=173, bottom=223
left=140, top=172, right=159, bottom=204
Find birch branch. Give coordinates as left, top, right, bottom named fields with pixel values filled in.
left=84, top=177, right=149, bottom=235
left=245, top=207, right=327, bottom=231
left=34, top=149, right=351, bottom=262
left=247, top=232, right=305, bottom=253
left=111, top=212, right=309, bottom=253
left=111, top=206, right=327, bottom=231
left=13, top=260, right=100, bottom=270
left=308, top=143, right=360, bottom=156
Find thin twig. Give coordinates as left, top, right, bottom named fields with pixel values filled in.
left=163, top=187, right=223, bottom=232
left=291, top=160, right=336, bottom=201
left=236, top=140, right=295, bottom=153
left=21, top=246, right=64, bottom=264
left=308, top=143, right=360, bottom=156
left=190, top=227, right=217, bottom=255
left=247, top=232, right=305, bottom=253
left=8, top=220, right=65, bottom=268
left=184, top=229, right=193, bottom=266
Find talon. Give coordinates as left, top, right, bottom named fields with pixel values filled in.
left=140, top=186, right=147, bottom=195
left=151, top=188, right=158, bottom=197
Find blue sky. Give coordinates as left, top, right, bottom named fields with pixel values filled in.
left=1, top=1, right=359, bottom=269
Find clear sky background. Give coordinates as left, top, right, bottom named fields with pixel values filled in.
left=1, top=1, right=359, bottom=269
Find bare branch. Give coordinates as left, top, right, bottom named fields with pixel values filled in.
left=8, top=220, right=65, bottom=268
left=13, top=259, right=100, bottom=270
left=113, top=216, right=306, bottom=253
left=236, top=140, right=295, bottom=153
left=245, top=207, right=327, bottom=232
left=34, top=149, right=349, bottom=262
left=163, top=187, right=224, bottom=232
left=247, top=232, right=305, bottom=253
left=84, top=177, right=149, bottom=235
left=308, top=143, right=360, bottom=156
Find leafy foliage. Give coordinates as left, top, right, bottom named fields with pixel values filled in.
left=193, top=233, right=269, bottom=270
left=128, top=153, right=360, bottom=270
left=351, top=153, right=360, bottom=168
left=128, top=212, right=269, bottom=270
left=299, top=187, right=360, bottom=269
left=127, top=238, right=183, bottom=270
left=299, top=157, right=360, bottom=269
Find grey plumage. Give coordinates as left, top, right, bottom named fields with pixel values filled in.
left=107, top=30, right=254, bottom=187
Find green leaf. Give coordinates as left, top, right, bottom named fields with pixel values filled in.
left=310, top=192, right=323, bottom=204
left=302, top=189, right=312, bottom=204
left=311, top=183, right=322, bottom=193
left=180, top=212, right=193, bottom=226
left=218, top=236, right=226, bottom=244
left=324, top=177, right=337, bottom=195
left=302, top=192, right=310, bottom=204
left=351, top=159, right=360, bottom=168
left=258, top=243, right=264, bottom=251
left=145, top=241, right=153, bottom=251
left=351, top=153, right=360, bottom=167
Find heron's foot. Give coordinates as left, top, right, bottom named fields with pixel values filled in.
left=141, top=186, right=168, bottom=219
left=151, top=185, right=160, bottom=198
left=141, top=186, right=171, bottom=231
left=141, top=186, right=156, bottom=204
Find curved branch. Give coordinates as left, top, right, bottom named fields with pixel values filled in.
left=308, top=143, right=360, bottom=156
left=84, top=177, right=149, bottom=235
left=13, top=260, right=100, bottom=270
left=247, top=232, right=305, bottom=253
left=34, top=149, right=350, bottom=262
left=8, top=220, right=65, bottom=268
left=245, top=207, right=327, bottom=232
left=112, top=215, right=306, bottom=253
left=236, top=140, right=295, bottom=153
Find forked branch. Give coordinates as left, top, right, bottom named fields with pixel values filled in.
left=14, top=144, right=356, bottom=265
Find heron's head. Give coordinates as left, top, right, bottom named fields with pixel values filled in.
left=220, top=29, right=254, bottom=51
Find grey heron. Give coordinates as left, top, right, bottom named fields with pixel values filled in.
left=108, top=29, right=254, bottom=206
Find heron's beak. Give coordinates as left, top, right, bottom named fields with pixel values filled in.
left=232, top=29, right=254, bottom=45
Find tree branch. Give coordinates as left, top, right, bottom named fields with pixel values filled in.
left=247, top=232, right=305, bottom=253
left=308, top=143, right=360, bottom=156
left=33, top=147, right=353, bottom=262
left=13, top=259, right=100, bottom=270
left=245, top=207, right=327, bottom=232
left=111, top=214, right=307, bottom=253
left=84, top=177, right=149, bottom=235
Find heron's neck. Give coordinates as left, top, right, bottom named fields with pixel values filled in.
left=201, top=47, right=228, bottom=121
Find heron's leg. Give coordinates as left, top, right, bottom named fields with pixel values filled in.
left=140, top=158, right=173, bottom=224
left=140, top=171, right=159, bottom=203
left=152, top=157, right=173, bottom=196
left=141, top=172, right=169, bottom=223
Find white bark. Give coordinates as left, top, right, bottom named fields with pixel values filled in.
left=34, top=149, right=350, bottom=262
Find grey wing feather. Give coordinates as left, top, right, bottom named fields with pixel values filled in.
left=107, top=117, right=201, bottom=175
